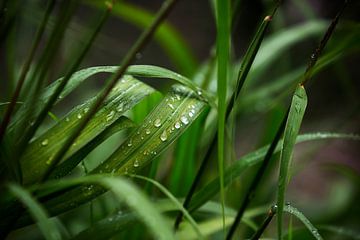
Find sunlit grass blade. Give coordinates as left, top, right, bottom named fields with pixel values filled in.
left=131, top=175, right=203, bottom=239
left=189, top=132, right=359, bottom=212
left=20, top=76, right=154, bottom=185
left=284, top=204, right=323, bottom=240
left=8, top=184, right=62, bottom=240
left=85, top=0, right=197, bottom=76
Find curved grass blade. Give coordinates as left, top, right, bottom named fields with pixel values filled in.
left=28, top=175, right=175, bottom=240
left=318, top=225, right=360, bottom=240
left=18, top=85, right=207, bottom=221
left=84, top=0, right=197, bottom=76
left=284, top=204, right=323, bottom=240
left=20, top=76, right=154, bottom=185
left=8, top=184, right=62, bottom=240
left=9, top=64, right=212, bottom=133
left=189, top=132, right=359, bottom=212
left=132, top=175, right=203, bottom=239
left=277, top=85, right=307, bottom=239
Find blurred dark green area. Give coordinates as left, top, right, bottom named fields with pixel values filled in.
left=0, top=0, right=359, bottom=239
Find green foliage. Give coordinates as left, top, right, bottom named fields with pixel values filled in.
left=0, top=1, right=359, bottom=239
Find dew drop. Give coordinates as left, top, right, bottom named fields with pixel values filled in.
left=117, top=102, right=124, bottom=112
left=84, top=107, right=89, bottom=113
left=180, top=116, right=189, bottom=125
left=65, top=117, right=70, bottom=122
left=160, top=130, right=167, bottom=141
left=41, top=139, right=49, bottom=146
left=77, top=113, right=82, bottom=119
left=175, top=122, right=181, bottom=129
left=145, top=129, right=151, bottom=135
left=188, top=110, right=194, bottom=117
left=127, top=141, right=132, bottom=147
left=168, top=103, right=175, bottom=110
left=154, top=119, right=161, bottom=127
left=106, top=110, right=115, bottom=121
left=133, top=160, right=140, bottom=168
left=197, top=89, right=202, bottom=96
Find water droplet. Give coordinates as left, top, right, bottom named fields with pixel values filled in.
left=135, top=52, right=142, bottom=59
left=145, top=129, right=151, bottom=135
left=168, top=103, right=175, bottom=110
left=311, top=53, right=316, bottom=60
left=180, top=116, right=189, bottom=125
left=65, top=117, right=70, bottom=122
left=188, top=110, right=194, bottom=117
left=106, top=110, right=115, bottom=121
left=285, top=201, right=291, bottom=206
left=77, top=113, right=82, bottom=119
left=84, top=107, right=89, bottom=113
left=41, top=139, right=49, bottom=146
left=133, top=160, right=140, bottom=168
left=197, top=89, right=202, bottom=96
left=117, top=102, right=124, bottom=112
left=127, top=141, right=132, bottom=147
left=154, top=119, right=161, bottom=127
left=160, top=130, right=167, bottom=141
left=175, top=122, right=181, bottom=129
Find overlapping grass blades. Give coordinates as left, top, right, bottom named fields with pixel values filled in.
left=8, top=184, right=62, bottom=240
left=15, top=84, right=207, bottom=222
left=30, top=175, right=176, bottom=240
left=20, top=75, right=154, bottom=185
left=189, top=133, right=360, bottom=212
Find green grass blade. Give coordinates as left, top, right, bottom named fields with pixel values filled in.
left=8, top=184, right=62, bottom=240
left=29, top=175, right=175, bottom=240
left=84, top=0, right=197, bottom=76
left=277, top=85, right=308, bottom=239
left=215, top=0, right=231, bottom=229
left=189, top=132, right=359, bottom=212
left=20, top=76, right=154, bottom=185
left=48, top=116, right=136, bottom=180
left=20, top=85, right=207, bottom=220
left=284, top=204, right=323, bottom=240
left=132, top=175, right=203, bottom=239
left=318, top=225, right=360, bottom=239
left=9, top=65, right=213, bottom=133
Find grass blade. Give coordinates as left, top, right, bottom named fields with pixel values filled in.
left=284, top=204, right=323, bottom=240
left=189, top=132, right=360, bottom=212
left=132, top=175, right=203, bottom=239
left=8, top=184, right=62, bottom=240
left=215, top=0, right=231, bottom=230
left=14, top=84, right=207, bottom=222
left=85, top=0, right=197, bottom=76
left=20, top=76, right=154, bottom=185
left=277, top=85, right=307, bottom=239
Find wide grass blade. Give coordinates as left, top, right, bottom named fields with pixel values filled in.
left=8, top=184, right=62, bottom=240
left=215, top=0, right=231, bottom=229
left=15, top=84, right=207, bottom=221
left=20, top=76, right=154, bottom=185
left=189, top=132, right=359, bottom=212
left=85, top=0, right=197, bottom=76
left=277, top=85, right=307, bottom=239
